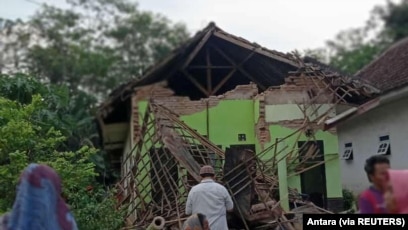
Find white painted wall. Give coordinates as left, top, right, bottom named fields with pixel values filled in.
left=337, top=96, right=408, bottom=194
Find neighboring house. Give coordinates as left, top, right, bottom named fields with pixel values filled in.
left=96, top=22, right=375, bottom=226
left=325, top=37, right=408, bottom=194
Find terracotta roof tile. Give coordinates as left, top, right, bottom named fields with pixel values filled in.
left=356, top=37, right=408, bottom=93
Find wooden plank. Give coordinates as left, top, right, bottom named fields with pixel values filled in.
left=210, top=45, right=257, bottom=94
left=211, top=45, right=266, bottom=90
left=182, top=29, right=213, bottom=69
left=211, top=68, right=237, bottom=95
left=213, top=30, right=299, bottom=67
left=182, top=70, right=210, bottom=96
left=224, top=148, right=255, bottom=219
left=188, top=65, right=233, bottom=69
left=206, top=47, right=212, bottom=95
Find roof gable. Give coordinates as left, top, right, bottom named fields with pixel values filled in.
left=104, top=22, right=301, bottom=105
left=133, top=22, right=301, bottom=87
left=98, top=22, right=379, bottom=125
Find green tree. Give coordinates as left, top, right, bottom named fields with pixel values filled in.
left=327, top=42, right=383, bottom=75
left=0, top=92, right=124, bottom=230
left=305, top=0, right=408, bottom=75
left=306, top=27, right=386, bottom=75
left=0, top=73, right=97, bottom=149
left=0, top=73, right=119, bottom=184
left=376, top=0, right=408, bottom=43
left=0, top=0, right=190, bottom=97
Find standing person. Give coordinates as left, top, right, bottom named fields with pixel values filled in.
left=358, top=155, right=390, bottom=213
left=186, top=165, right=234, bottom=230
left=0, top=163, right=78, bottom=230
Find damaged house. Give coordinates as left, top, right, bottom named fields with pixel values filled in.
left=325, top=37, right=408, bottom=194
left=96, top=22, right=376, bottom=229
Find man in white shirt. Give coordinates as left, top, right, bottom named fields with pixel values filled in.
left=186, top=165, right=234, bottom=230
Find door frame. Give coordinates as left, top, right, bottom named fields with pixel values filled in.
left=298, top=140, right=328, bottom=209
left=229, top=144, right=256, bottom=152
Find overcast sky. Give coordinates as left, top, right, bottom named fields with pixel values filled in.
left=0, top=0, right=400, bottom=52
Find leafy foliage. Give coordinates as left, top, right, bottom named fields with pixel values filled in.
left=379, top=0, right=408, bottom=43
left=305, top=0, right=408, bottom=75
left=0, top=0, right=190, bottom=97
left=328, top=43, right=383, bottom=75
left=0, top=75, right=123, bottom=229
left=0, top=73, right=97, bottom=150
left=0, top=0, right=191, bottom=228
left=342, top=188, right=356, bottom=213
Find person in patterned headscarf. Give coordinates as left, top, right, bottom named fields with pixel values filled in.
left=0, top=163, right=78, bottom=230
left=183, top=213, right=210, bottom=230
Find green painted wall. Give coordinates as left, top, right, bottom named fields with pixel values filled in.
left=181, top=100, right=257, bottom=149
left=137, top=100, right=258, bottom=149
left=277, top=139, right=290, bottom=211
left=133, top=100, right=258, bottom=205
left=261, top=125, right=342, bottom=198
left=132, top=100, right=342, bottom=202
left=134, top=101, right=152, bottom=204
left=181, top=110, right=208, bottom=136
left=262, top=103, right=342, bottom=198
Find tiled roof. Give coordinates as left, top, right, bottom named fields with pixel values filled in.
left=356, top=37, right=408, bottom=93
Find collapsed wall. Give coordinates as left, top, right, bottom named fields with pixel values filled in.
left=116, top=64, right=377, bottom=229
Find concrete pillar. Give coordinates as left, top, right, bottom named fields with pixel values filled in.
left=277, top=139, right=289, bottom=211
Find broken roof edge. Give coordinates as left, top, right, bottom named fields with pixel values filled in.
left=96, top=22, right=301, bottom=116
left=294, top=57, right=379, bottom=90
left=302, top=56, right=349, bottom=77
left=324, top=83, right=408, bottom=130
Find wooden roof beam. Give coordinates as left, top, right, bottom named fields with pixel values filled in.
left=211, top=48, right=256, bottom=95
left=188, top=65, right=233, bottom=69
left=211, top=44, right=266, bottom=91
left=211, top=68, right=237, bottom=95
left=181, top=29, right=214, bottom=70
left=206, top=47, right=212, bottom=95
left=182, top=70, right=210, bottom=97
left=213, top=30, right=299, bottom=67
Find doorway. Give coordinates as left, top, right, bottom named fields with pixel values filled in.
left=297, top=140, right=327, bottom=209
left=229, top=144, right=256, bottom=153
left=186, top=144, right=221, bottom=186
left=224, top=144, right=257, bottom=217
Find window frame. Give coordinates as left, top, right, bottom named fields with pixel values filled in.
left=377, top=135, right=391, bottom=155
left=341, top=142, right=353, bottom=160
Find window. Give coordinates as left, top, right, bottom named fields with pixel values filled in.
left=341, top=143, right=353, bottom=160
left=238, top=134, right=246, bottom=141
left=377, top=135, right=391, bottom=155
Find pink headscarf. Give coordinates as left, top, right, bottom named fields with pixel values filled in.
left=387, top=169, right=408, bottom=213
